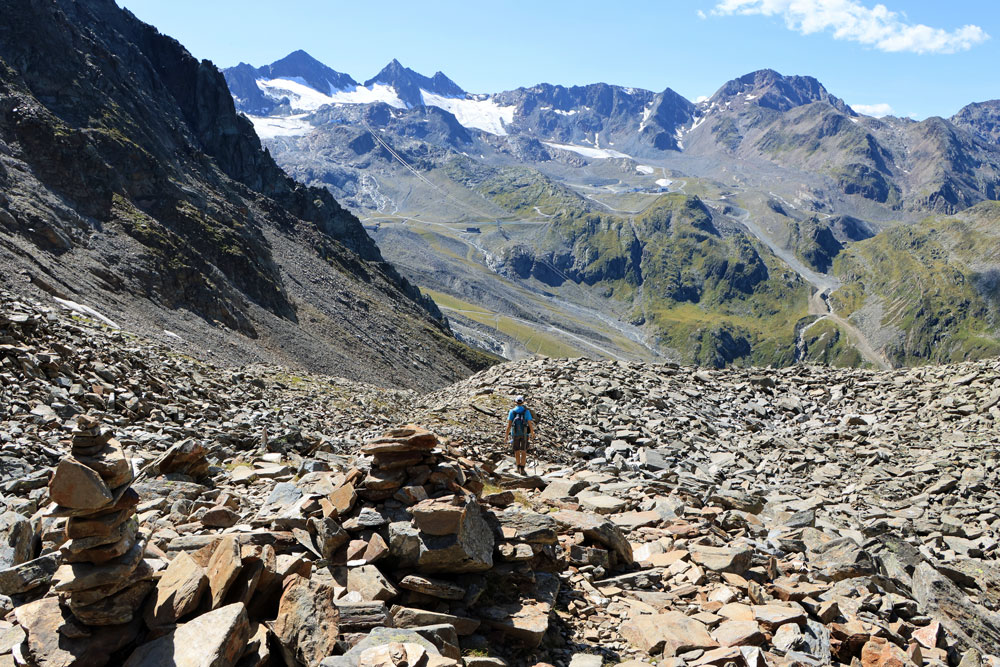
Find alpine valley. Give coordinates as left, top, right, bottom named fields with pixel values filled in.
left=224, top=52, right=1000, bottom=369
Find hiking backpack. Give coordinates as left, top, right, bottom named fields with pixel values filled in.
left=511, top=407, right=529, bottom=437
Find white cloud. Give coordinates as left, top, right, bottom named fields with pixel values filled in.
left=712, top=0, right=989, bottom=54
left=852, top=102, right=893, bottom=117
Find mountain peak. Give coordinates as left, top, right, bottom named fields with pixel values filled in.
left=711, top=69, right=854, bottom=115
left=364, top=59, right=465, bottom=106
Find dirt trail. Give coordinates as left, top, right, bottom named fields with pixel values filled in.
left=720, top=203, right=889, bottom=369
left=807, top=289, right=890, bottom=369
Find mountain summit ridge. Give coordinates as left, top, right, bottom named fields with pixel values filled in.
left=0, top=0, right=494, bottom=389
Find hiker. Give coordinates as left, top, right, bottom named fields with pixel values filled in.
left=505, top=395, right=534, bottom=475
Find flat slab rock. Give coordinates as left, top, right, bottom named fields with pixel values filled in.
left=16, top=596, right=142, bottom=667
left=123, top=602, right=249, bottom=667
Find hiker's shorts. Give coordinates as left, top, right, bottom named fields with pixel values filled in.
left=512, top=435, right=528, bottom=452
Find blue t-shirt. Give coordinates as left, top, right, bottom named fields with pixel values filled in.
left=508, top=406, right=533, bottom=422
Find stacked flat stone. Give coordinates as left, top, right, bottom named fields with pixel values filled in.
left=46, top=414, right=152, bottom=625
left=358, top=425, right=442, bottom=502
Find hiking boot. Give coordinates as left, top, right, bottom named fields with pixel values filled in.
left=517, top=466, right=526, bottom=475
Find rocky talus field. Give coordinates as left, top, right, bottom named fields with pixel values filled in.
left=1, top=291, right=999, bottom=667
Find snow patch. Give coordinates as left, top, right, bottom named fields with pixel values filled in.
left=257, top=78, right=335, bottom=111
left=328, top=83, right=407, bottom=109
left=655, top=178, right=673, bottom=188
left=256, top=77, right=406, bottom=111
left=248, top=114, right=312, bottom=138
left=53, top=298, right=119, bottom=329
left=419, top=91, right=515, bottom=135
left=542, top=141, right=631, bottom=160
left=163, top=330, right=182, bottom=341
left=636, top=165, right=655, bottom=174
left=639, top=102, right=655, bottom=132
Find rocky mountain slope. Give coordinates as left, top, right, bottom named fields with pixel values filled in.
left=222, top=53, right=1000, bottom=369
left=0, top=0, right=494, bottom=392
left=1, top=285, right=999, bottom=666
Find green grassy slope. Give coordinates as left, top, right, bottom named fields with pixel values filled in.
left=832, top=201, right=1000, bottom=364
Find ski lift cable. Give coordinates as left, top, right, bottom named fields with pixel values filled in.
left=362, top=120, right=497, bottom=221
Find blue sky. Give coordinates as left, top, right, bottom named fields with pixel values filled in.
left=118, top=0, right=999, bottom=119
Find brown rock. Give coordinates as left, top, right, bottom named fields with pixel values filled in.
left=752, top=604, right=806, bottom=631
left=75, top=439, right=133, bottom=488
left=48, top=459, right=113, bottom=510
left=273, top=574, right=341, bottom=667
left=620, top=611, right=718, bottom=656
left=49, top=487, right=141, bottom=520
left=912, top=621, right=940, bottom=650
left=398, top=574, right=467, bottom=600
left=66, top=507, right=133, bottom=539
left=357, top=642, right=428, bottom=667
left=61, top=519, right=138, bottom=564
left=689, top=544, right=753, bottom=575
left=68, top=579, right=154, bottom=625
left=66, top=559, right=155, bottom=607
left=145, top=552, right=208, bottom=628
left=124, top=602, right=249, bottom=667
left=16, top=596, right=141, bottom=667
left=411, top=496, right=468, bottom=536
left=712, top=620, right=765, bottom=647
left=553, top=510, right=633, bottom=565
left=861, top=637, right=909, bottom=667
left=347, top=564, right=398, bottom=602
left=329, top=483, right=357, bottom=516
left=206, top=535, right=241, bottom=609
left=390, top=606, right=481, bottom=635
left=362, top=425, right=438, bottom=455
left=363, top=533, right=389, bottom=563
left=52, top=539, right=145, bottom=593
left=200, top=507, right=239, bottom=528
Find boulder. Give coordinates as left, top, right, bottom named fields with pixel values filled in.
left=0, top=552, right=59, bottom=595
left=67, top=579, right=154, bottom=625
left=206, top=535, right=241, bottom=609
left=416, top=499, right=493, bottom=574
left=123, top=602, right=249, bottom=667
left=0, top=511, right=33, bottom=569
left=411, top=496, right=468, bottom=536
left=712, top=620, right=765, bottom=647
left=912, top=561, right=1000, bottom=655
left=390, top=606, right=480, bottom=635
left=807, top=538, right=874, bottom=581
left=347, top=564, right=398, bottom=602
left=16, top=596, right=141, bottom=667
left=145, top=551, right=208, bottom=628
left=273, top=574, right=341, bottom=666
left=320, top=627, right=443, bottom=667
left=48, top=459, right=113, bottom=510
left=621, top=611, right=718, bottom=656
left=689, top=544, right=753, bottom=575
left=553, top=510, right=633, bottom=565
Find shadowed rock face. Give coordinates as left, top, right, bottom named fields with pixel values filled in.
left=0, top=0, right=495, bottom=390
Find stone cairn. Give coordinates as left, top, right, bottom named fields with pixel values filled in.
left=46, top=414, right=152, bottom=626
